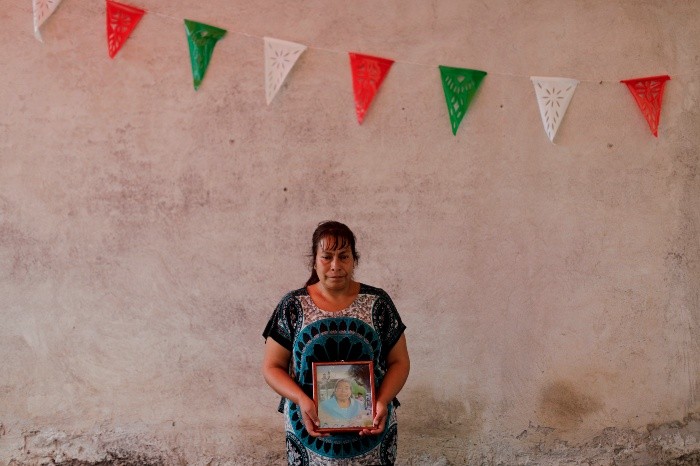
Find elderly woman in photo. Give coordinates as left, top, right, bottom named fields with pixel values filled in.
left=262, top=221, right=410, bottom=465
left=319, top=379, right=363, bottom=424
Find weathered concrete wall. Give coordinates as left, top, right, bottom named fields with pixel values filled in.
left=1, top=0, right=698, bottom=464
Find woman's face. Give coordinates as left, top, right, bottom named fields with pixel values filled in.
left=334, top=381, right=352, bottom=402
left=314, top=237, right=355, bottom=292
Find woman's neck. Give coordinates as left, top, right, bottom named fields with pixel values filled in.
left=308, top=281, right=360, bottom=312
left=336, top=398, right=350, bottom=408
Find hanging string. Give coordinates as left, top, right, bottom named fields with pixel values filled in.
left=60, top=1, right=700, bottom=83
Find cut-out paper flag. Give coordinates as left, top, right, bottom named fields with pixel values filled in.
left=439, top=66, right=487, bottom=135
left=349, top=53, right=394, bottom=124
left=33, top=0, right=63, bottom=41
left=106, top=0, right=146, bottom=59
left=184, top=19, right=227, bottom=90
left=530, top=76, right=579, bottom=143
left=264, top=37, right=307, bottom=105
left=620, top=75, right=670, bottom=137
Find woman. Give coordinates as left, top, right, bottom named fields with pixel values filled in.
left=319, top=379, right=363, bottom=425
left=262, top=221, right=410, bottom=465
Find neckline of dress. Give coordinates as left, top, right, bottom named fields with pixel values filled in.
left=306, top=283, right=363, bottom=313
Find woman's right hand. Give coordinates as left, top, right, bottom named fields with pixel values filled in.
left=298, top=395, right=329, bottom=437
left=262, top=339, right=329, bottom=438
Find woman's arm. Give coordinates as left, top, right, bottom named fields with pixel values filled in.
left=361, top=333, right=410, bottom=436
left=262, top=338, right=328, bottom=437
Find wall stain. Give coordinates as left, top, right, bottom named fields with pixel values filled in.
left=401, top=386, right=483, bottom=438
left=397, top=386, right=484, bottom=464
left=0, top=220, right=57, bottom=282
left=177, top=172, right=210, bottom=212
left=539, top=380, right=603, bottom=429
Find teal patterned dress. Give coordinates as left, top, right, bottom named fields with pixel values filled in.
left=263, top=284, right=406, bottom=465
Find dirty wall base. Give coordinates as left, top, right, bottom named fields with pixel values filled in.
left=3, top=414, right=699, bottom=465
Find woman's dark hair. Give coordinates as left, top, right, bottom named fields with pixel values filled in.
left=305, top=221, right=359, bottom=286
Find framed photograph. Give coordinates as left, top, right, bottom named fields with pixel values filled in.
left=312, top=361, right=375, bottom=433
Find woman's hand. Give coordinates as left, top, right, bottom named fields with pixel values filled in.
left=298, top=395, right=329, bottom=438
left=262, top=339, right=329, bottom=438
left=360, top=334, right=410, bottom=437
left=360, top=399, right=388, bottom=436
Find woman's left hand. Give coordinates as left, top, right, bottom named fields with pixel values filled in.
left=359, top=334, right=410, bottom=436
left=359, top=399, right=388, bottom=436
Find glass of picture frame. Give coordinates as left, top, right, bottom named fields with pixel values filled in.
left=312, top=361, right=376, bottom=433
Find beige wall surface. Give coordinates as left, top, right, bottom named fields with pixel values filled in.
left=1, top=1, right=698, bottom=464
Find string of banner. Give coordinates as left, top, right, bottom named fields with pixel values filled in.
left=33, top=0, right=676, bottom=141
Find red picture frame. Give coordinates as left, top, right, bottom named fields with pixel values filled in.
left=312, top=361, right=376, bottom=433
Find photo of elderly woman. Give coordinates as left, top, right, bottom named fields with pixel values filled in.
left=313, top=362, right=374, bottom=431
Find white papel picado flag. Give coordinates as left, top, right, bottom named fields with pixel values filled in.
left=531, top=76, right=579, bottom=143
left=264, top=37, right=308, bottom=104
left=33, top=0, right=63, bottom=41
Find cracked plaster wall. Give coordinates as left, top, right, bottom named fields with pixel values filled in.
left=0, top=1, right=698, bottom=465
